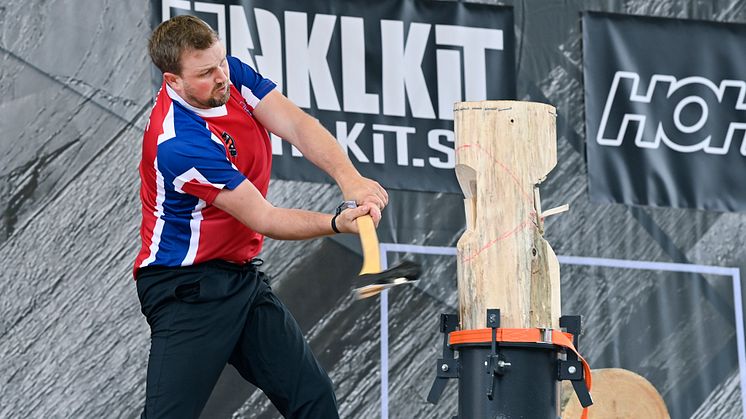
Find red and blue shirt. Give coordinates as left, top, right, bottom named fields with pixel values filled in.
left=134, top=56, right=276, bottom=276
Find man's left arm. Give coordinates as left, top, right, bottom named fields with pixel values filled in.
left=252, top=90, right=388, bottom=213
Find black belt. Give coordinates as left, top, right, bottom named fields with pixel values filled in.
left=137, top=258, right=264, bottom=277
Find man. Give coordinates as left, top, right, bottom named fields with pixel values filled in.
left=134, top=15, right=387, bottom=418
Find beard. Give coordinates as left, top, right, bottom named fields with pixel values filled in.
left=206, top=83, right=230, bottom=107
left=185, top=82, right=230, bottom=109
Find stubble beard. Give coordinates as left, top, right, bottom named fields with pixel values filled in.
left=186, top=83, right=230, bottom=109
left=207, top=84, right=230, bottom=107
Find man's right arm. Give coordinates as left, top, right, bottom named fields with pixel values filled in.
left=228, top=56, right=387, bottom=218
left=253, top=90, right=388, bottom=217
left=212, top=179, right=376, bottom=240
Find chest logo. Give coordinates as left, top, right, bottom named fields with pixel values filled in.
left=221, top=131, right=238, bottom=158
left=240, top=98, right=253, bottom=116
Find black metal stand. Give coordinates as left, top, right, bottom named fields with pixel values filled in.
left=427, top=309, right=593, bottom=418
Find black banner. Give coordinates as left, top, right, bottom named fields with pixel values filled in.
left=152, top=0, right=515, bottom=193
left=583, top=12, right=746, bottom=212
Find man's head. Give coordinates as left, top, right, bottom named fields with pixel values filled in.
left=149, top=15, right=230, bottom=109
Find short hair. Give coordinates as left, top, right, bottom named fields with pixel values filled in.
left=148, top=15, right=218, bottom=75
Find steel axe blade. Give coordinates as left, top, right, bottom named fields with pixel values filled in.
left=353, top=214, right=421, bottom=299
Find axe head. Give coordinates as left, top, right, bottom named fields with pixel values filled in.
left=354, top=260, right=422, bottom=299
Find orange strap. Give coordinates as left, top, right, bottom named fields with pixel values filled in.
left=450, top=328, right=592, bottom=419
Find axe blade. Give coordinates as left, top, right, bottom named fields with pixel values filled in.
left=354, top=260, right=422, bottom=299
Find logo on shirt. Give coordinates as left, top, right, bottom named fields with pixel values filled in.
left=239, top=97, right=254, bottom=116
left=221, top=131, right=238, bottom=158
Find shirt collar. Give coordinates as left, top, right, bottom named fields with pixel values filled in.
left=165, top=83, right=228, bottom=118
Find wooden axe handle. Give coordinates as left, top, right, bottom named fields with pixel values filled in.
left=356, top=215, right=381, bottom=275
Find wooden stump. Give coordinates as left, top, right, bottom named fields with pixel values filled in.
left=454, top=100, right=561, bottom=330
left=561, top=368, right=670, bottom=418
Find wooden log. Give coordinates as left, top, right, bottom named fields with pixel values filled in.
left=561, top=368, right=670, bottom=418
left=454, top=100, right=560, bottom=330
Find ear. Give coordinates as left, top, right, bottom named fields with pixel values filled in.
left=163, top=72, right=181, bottom=90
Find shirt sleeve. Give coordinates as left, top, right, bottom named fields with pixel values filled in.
left=157, top=124, right=246, bottom=205
left=227, top=55, right=277, bottom=108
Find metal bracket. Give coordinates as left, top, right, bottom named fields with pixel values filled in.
left=558, top=315, right=593, bottom=408
left=571, top=379, right=594, bottom=408
left=487, top=308, right=501, bottom=329
left=485, top=309, right=511, bottom=400
left=558, top=359, right=583, bottom=381
left=427, top=313, right=460, bottom=404
left=437, top=358, right=459, bottom=379
left=560, top=315, right=581, bottom=348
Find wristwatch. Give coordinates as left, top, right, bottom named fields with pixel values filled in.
left=331, top=200, right=357, bottom=233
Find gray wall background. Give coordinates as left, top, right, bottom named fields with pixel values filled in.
left=1, top=0, right=744, bottom=418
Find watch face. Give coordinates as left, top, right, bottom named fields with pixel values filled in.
left=336, top=200, right=357, bottom=214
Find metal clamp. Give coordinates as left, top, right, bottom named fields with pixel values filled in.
left=485, top=309, right=510, bottom=400
left=427, top=313, right=460, bottom=404
left=558, top=315, right=593, bottom=408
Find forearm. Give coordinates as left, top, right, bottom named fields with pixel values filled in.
left=253, top=90, right=388, bottom=210
left=291, top=121, right=387, bottom=212
left=214, top=187, right=332, bottom=239
left=289, top=118, right=359, bottom=191
left=213, top=180, right=374, bottom=239
left=251, top=207, right=335, bottom=240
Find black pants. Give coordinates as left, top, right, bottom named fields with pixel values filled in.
left=136, top=260, right=339, bottom=419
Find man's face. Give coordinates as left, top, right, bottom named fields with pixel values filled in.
left=166, top=41, right=230, bottom=109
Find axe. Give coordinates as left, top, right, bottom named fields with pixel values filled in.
left=352, top=211, right=421, bottom=299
